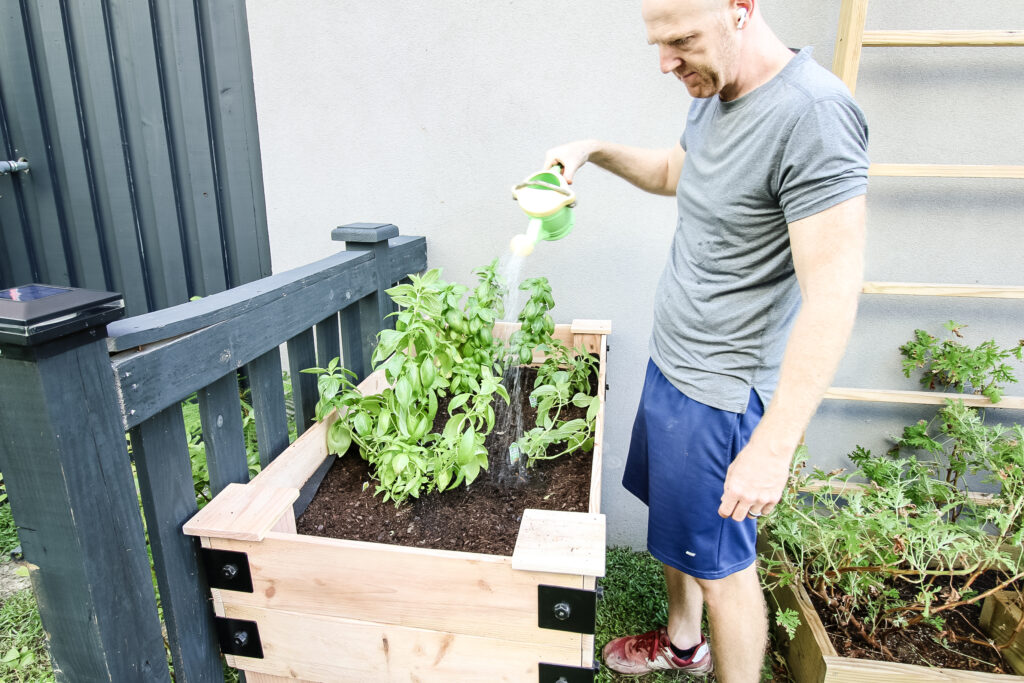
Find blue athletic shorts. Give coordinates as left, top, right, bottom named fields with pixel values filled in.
left=622, top=359, right=764, bottom=580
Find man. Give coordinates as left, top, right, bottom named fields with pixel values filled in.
left=544, top=0, right=868, bottom=680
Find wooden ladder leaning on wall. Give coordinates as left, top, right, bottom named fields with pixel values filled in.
left=815, top=0, right=1024, bottom=423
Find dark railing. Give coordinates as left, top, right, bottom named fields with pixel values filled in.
left=0, top=224, right=426, bottom=682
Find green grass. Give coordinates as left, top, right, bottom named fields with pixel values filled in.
left=597, top=547, right=791, bottom=682
left=0, top=578, right=52, bottom=682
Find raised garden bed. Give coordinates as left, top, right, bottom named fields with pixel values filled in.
left=184, top=320, right=609, bottom=682
left=764, top=541, right=1024, bottom=682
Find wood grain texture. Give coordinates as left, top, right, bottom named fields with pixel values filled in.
left=207, top=532, right=584, bottom=648
left=868, top=164, right=1024, bottom=179
left=131, top=405, right=223, bottom=682
left=197, top=371, right=250, bottom=495
left=286, top=327, right=318, bottom=435
left=824, top=386, right=1024, bottom=410
left=112, top=258, right=377, bottom=429
left=981, top=592, right=1024, bottom=676
left=831, top=0, right=870, bottom=93
left=247, top=349, right=291, bottom=468
left=106, top=250, right=372, bottom=351
left=511, top=510, right=606, bottom=577
left=183, top=483, right=299, bottom=541
left=860, top=281, right=1024, bottom=298
left=0, top=338, right=170, bottom=681
left=820, top=655, right=1022, bottom=681
left=862, top=30, right=1024, bottom=47
left=220, top=603, right=580, bottom=682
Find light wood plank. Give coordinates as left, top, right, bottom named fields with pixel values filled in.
left=763, top=552, right=834, bottom=683
left=799, top=478, right=997, bottom=506
left=861, top=282, right=1024, bottom=298
left=821, top=654, right=1023, bottom=681
left=862, top=30, right=1024, bottom=47
left=981, top=592, right=1024, bottom=676
left=511, top=509, right=606, bottom=577
left=590, top=332, right=608, bottom=515
left=245, top=673, right=315, bottom=683
left=869, top=164, right=1024, bottom=179
left=221, top=604, right=580, bottom=682
left=570, top=319, right=612, bottom=336
left=183, top=484, right=298, bottom=541
left=832, top=0, right=870, bottom=94
left=823, top=386, right=1024, bottom=410
left=207, top=532, right=584, bottom=648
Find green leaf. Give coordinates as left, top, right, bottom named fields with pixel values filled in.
left=327, top=421, right=352, bottom=455
left=2, top=648, right=18, bottom=663
left=458, top=429, right=476, bottom=464
left=448, top=393, right=470, bottom=413
left=393, top=452, right=409, bottom=474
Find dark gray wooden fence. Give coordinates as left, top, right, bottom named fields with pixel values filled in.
left=0, top=224, right=425, bottom=682
left=0, top=0, right=270, bottom=317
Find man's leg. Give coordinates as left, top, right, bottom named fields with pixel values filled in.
left=664, top=563, right=704, bottom=649
left=695, top=563, right=767, bottom=683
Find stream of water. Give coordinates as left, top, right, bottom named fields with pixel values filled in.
left=491, top=248, right=529, bottom=485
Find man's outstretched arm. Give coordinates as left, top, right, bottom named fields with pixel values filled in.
left=545, top=140, right=685, bottom=196
left=718, top=194, right=866, bottom=521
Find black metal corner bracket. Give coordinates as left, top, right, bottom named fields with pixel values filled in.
left=214, top=617, right=264, bottom=659
left=537, top=584, right=597, bottom=634
left=538, top=661, right=599, bottom=683
left=201, top=548, right=254, bottom=593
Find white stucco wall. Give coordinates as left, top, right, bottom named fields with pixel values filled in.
left=246, top=1, right=1024, bottom=548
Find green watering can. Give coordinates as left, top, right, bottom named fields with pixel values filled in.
left=509, top=165, right=576, bottom=256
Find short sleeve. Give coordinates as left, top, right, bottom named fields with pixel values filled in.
left=776, top=97, right=869, bottom=224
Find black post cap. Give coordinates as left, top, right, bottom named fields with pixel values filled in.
left=331, top=222, right=399, bottom=243
left=0, top=284, right=124, bottom=347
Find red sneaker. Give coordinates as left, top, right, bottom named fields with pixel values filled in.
left=601, top=626, right=713, bottom=676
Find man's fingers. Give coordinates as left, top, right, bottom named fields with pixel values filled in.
left=718, top=495, right=739, bottom=519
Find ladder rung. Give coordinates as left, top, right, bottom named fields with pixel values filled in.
left=861, top=282, right=1024, bottom=299
left=862, top=30, right=1024, bottom=47
left=824, top=387, right=1024, bottom=411
left=869, top=164, right=1024, bottom=179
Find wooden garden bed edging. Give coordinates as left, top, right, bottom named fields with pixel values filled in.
left=982, top=592, right=1024, bottom=676
left=763, top=547, right=1024, bottom=682
left=184, top=320, right=610, bottom=682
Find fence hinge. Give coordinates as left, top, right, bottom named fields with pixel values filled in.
left=214, top=616, right=264, bottom=659
left=538, top=661, right=600, bottom=683
left=537, top=584, right=596, bottom=634
left=201, top=548, right=253, bottom=592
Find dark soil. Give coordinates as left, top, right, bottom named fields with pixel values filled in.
left=296, top=364, right=595, bottom=556
left=807, top=572, right=1023, bottom=675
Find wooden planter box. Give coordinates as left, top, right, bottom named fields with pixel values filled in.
left=982, top=592, right=1024, bottom=676
left=765, top=558, right=1024, bottom=682
left=184, top=320, right=610, bottom=682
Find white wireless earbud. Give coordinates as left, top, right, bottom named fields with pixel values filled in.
left=737, top=7, right=749, bottom=29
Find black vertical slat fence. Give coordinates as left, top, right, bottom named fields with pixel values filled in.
left=246, top=350, right=290, bottom=470
left=0, top=0, right=270, bottom=316
left=130, top=404, right=223, bottom=682
left=197, top=372, right=250, bottom=496
left=287, top=328, right=319, bottom=434
left=315, top=313, right=342, bottom=373
left=0, top=225, right=426, bottom=682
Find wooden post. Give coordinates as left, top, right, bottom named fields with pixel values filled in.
left=832, top=0, right=870, bottom=94
left=0, top=285, right=171, bottom=682
left=332, top=222, right=401, bottom=334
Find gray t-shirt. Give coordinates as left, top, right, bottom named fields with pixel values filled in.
left=650, top=47, right=869, bottom=413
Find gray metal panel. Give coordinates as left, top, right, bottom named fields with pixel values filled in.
left=0, top=0, right=270, bottom=315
